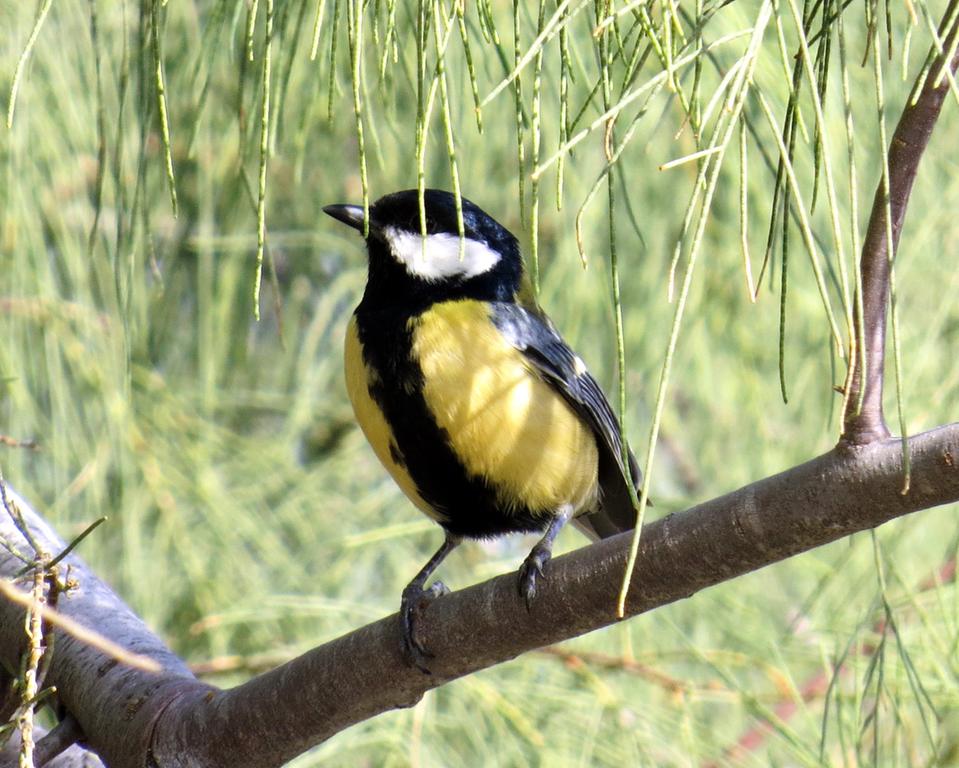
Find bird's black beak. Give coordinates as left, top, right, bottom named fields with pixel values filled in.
left=323, top=203, right=366, bottom=233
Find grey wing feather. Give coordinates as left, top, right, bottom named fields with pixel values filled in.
left=491, top=302, right=643, bottom=539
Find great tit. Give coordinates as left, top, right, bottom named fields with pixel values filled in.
left=324, top=189, right=643, bottom=670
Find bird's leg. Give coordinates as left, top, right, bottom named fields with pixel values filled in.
left=400, top=532, right=461, bottom=672
left=518, top=504, right=574, bottom=610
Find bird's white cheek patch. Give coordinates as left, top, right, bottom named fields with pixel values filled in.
left=383, top=227, right=500, bottom=281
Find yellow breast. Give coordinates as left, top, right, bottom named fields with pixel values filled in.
left=410, top=300, right=599, bottom=516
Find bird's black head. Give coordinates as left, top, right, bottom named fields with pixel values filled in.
left=324, top=189, right=524, bottom=310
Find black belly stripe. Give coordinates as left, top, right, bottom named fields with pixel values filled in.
left=354, top=304, right=551, bottom=538
left=388, top=441, right=405, bottom=467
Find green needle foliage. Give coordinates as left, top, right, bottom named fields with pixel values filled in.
left=2, top=0, right=959, bottom=764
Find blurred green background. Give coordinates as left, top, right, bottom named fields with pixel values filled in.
left=3, top=0, right=959, bottom=765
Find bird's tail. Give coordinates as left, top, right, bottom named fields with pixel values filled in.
left=574, top=449, right=647, bottom=541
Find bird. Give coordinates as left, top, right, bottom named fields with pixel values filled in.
left=324, top=189, right=643, bottom=671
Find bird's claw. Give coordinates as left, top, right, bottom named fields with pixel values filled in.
left=517, top=546, right=552, bottom=611
left=400, top=581, right=449, bottom=673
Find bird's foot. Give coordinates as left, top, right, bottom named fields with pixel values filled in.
left=517, top=545, right=552, bottom=611
left=400, top=580, right=450, bottom=673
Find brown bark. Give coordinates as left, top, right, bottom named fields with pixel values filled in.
left=2, top=3, right=958, bottom=766
left=2, top=427, right=959, bottom=767
left=842, top=0, right=959, bottom=442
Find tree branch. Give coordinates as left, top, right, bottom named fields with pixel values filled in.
left=0, top=489, right=212, bottom=768
left=842, top=1, right=959, bottom=442
left=32, top=716, right=84, bottom=767
left=3, top=426, right=959, bottom=767
left=0, top=717, right=103, bottom=768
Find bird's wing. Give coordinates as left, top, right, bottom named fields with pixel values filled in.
left=491, top=302, right=642, bottom=539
